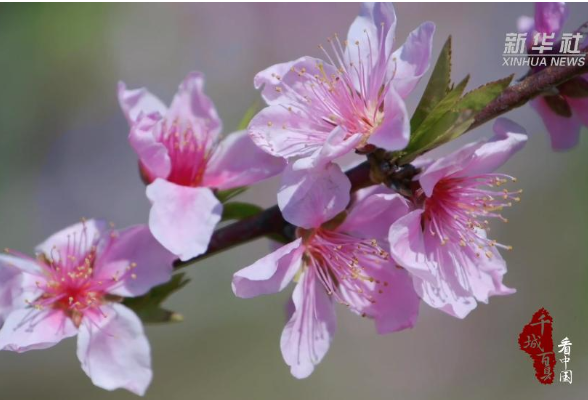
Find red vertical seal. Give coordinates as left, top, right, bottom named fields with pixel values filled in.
left=518, top=308, right=555, bottom=384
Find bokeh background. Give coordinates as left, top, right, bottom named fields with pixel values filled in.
left=0, top=3, right=587, bottom=399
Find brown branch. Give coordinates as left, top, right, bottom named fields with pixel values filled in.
left=174, top=55, right=588, bottom=269
left=470, top=51, right=588, bottom=130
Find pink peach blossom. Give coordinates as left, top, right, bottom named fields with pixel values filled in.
left=119, top=72, right=285, bottom=261
left=250, top=3, right=435, bottom=227
left=0, top=220, right=176, bottom=395
left=388, top=119, right=527, bottom=318
left=518, top=2, right=588, bottom=150
left=232, top=186, right=420, bottom=378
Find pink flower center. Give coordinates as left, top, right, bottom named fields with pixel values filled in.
left=156, top=118, right=215, bottom=187
left=7, top=224, right=137, bottom=326
left=33, top=248, right=103, bottom=313
left=273, top=30, right=395, bottom=146
left=303, top=229, right=390, bottom=317
left=422, top=173, right=522, bottom=258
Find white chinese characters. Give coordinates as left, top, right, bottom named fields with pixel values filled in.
left=558, top=337, right=573, bottom=384
left=504, top=33, right=528, bottom=54
left=502, top=32, right=586, bottom=67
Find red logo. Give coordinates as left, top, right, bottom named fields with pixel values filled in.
left=518, top=308, right=555, bottom=384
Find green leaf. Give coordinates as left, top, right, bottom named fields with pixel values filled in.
left=426, top=110, right=475, bottom=149
left=398, top=75, right=512, bottom=164
left=222, top=201, right=263, bottom=221
left=216, top=187, right=248, bottom=203
left=456, top=75, right=513, bottom=112
left=406, top=75, right=470, bottom=153
left=395, top=42, right=512, bottom=165
left=237, top=101, right=260, bottom=130
left=411, top=36, right=453, bottom=132
left=399, top=110, right=475, bottom=165
left=123, top=273, right=190, bottom=324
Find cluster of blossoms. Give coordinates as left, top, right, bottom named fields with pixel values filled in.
left=234, top=3, right=531, bottom=377
left=0, top=1, right=582, bottom=395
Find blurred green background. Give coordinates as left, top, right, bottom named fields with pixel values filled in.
left=0, top=3, right=587, bottom=399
